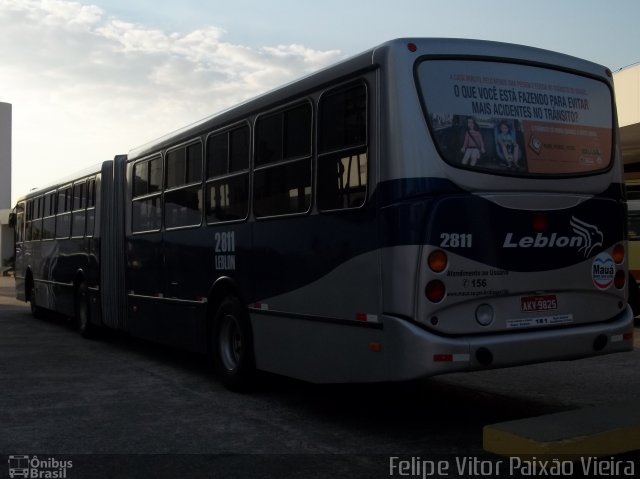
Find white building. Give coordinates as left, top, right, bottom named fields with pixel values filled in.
left=614, top=65, right=640, bottom=167
left=0, top=102, right=12, bottom=273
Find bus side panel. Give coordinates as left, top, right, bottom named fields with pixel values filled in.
left=249, top=212, right=378, bottom=315
left=127, top=224, right=211, bottom=350
left=249, top=214, right=383, bottom=382
left=48, top=237, right=89, bottom=317
left=249, top=247, right=381, bottom=319
left=251, top=314, right=387, bottom=383
left=162, top=221, right=253, bottom=352
left=86, top=241, right=101, bottom=328
left=126, top=231, right=163, bottom=338
left=127, top=295, right=163, bottom=343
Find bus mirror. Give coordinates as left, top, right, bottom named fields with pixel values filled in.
left=8, top=212, right=16, bottom=228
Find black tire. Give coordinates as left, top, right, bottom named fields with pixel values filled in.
left=29, top=285, right=43, bottom=319
left=212, top=297, right=256, bottom=392
left=76, top=281, right=97, bottom=339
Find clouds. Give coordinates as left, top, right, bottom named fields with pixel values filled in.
left=0, top=0, right=342, bottom=200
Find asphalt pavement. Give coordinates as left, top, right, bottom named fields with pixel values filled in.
left=1, top=275, right=638, bottom=478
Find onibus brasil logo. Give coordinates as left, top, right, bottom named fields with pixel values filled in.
left=8, top=455, right=73, bottom=478
left=503, top=216, right=603, bottom=258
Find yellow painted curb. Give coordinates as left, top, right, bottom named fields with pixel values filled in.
left=483, top=402, right=640, bottom=459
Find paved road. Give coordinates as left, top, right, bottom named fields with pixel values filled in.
left=1, top=275, right=638, bottom=478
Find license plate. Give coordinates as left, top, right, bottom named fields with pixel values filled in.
left=520, top=295, right=558, bottom=312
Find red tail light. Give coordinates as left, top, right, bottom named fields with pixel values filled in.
left=612, top=244, right=625, bottom=264
left=428, top=250, right=448, bottom=273
left=425, top=280, right=446, bottom=303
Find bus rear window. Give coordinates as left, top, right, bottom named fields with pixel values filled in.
left=417, top=59, right=613, bottom=176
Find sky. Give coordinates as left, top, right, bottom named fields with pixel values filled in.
left=1, top=0, right=640, bottom=204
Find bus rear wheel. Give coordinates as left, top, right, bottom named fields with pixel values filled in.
left=76, top=281, right=97, bottom=339
left=29, top=285, right=43, bottom=319
left=212, top=297, right=255, bottom=392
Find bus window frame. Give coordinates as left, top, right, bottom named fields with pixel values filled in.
left=55, top=184, right=73, bottom=240
left=163, top=138, right=205, bottom=232
left=71, top=179, right=87, bottom=239
left=41, top=190, right=57, bottom=241
left=31, top=195, right=43, bottom=241
left=86, top=176, right=97, bottom=238
left=316, top=79, right=370, bottom=213
left=131, top=155, right=163, bottom=235
left=15, top=201, right=25, bottom=244
left=253, top=98, right=314, bottom=220
left=204, top=120, right=251, bottom=226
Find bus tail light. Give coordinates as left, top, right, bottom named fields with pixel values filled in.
left=428, top=250, right=448, bottom=273
left=612, top=244, right=625, bottom=264
left=532, top=212, right=548, bottom=232
left=433, top=354, right=452, bottom=362
left=425, top=280, right=446, bottom=303
left=614, top=270, right=626, bottom=289
left=433, top=353, right=471, bottom=363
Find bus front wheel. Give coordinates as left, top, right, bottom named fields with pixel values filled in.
left=212, top=297, right=255, bottom=392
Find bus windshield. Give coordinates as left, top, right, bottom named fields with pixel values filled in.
left=417, top=59, right=613, bottom=177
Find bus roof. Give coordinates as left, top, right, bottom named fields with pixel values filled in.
left=15, top=160, right=108, bottom=203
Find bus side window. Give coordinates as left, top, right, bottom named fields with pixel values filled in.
left=317, top=82, right=368, bottom=211
left=71, top=181, right=86, bottom=238
left=254, top=102, right=312, bottom=217
left=15, top=202, right=24, bottom=244
left=42, top=192, right=56, bottom=240
left=86, top=178, right=96, bottom=237
left=132, top=157, right=162, bottom=233
left=56, top=186, right=72, bottom=239
left=31, top=196, right=43, bottom=241
left=205, top=125, right=250, bottom=223
left=164, top=142, right=203, bottom=229
left=25, top=200, right=32, bottom=242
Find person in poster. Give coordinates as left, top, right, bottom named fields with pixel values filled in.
left=496, top=120, right=521, bottom=169
left=460, top=117, right=485, bottom=166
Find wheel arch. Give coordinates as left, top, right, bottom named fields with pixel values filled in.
left=73, top=268, right=86, bottom=291
left=206, top=276, right=245, bottom=353
left=72, top=268, right=87, bottom=315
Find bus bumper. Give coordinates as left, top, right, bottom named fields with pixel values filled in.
left=384, top=305, right=635, bottom=381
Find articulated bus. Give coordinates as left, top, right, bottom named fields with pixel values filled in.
left=14, top=38, right=634, bottom=390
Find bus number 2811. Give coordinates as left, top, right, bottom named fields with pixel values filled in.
left=214, top=231, right=236, bottom=253
left=440, top=233, right=473, bottom=248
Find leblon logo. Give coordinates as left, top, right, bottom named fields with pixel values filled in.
left=570, top=217, right=604, bottom=258
left=592, top=252, right=615, bottom=290
left=503, top=216, right=603, bottom=258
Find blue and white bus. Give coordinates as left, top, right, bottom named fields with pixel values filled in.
left=14, top=38, right=634, bottom=390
